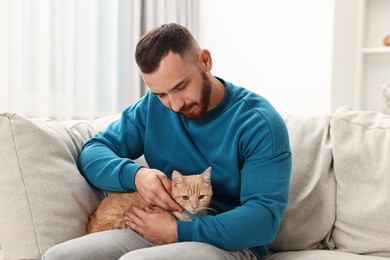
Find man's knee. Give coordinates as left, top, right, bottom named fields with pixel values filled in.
left=119, top=242, right=224, bottom=260
left=42, top=241, right=106, bottom=260
left=42, top=244, right=69, bottom=260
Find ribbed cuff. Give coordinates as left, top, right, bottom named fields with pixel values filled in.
left=177, top=220, right=195, bottom=242
left=120, top=163, right=143, bottom=190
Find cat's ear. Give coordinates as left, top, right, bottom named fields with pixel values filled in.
left=172, top=170, right=184, bottom=186
left=202, top=167, right=212, bottom=184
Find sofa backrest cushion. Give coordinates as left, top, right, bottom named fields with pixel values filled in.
left=331, top=106, right=390, bottom=257
left=269, top=114, right=335, bottom=251
left=0, top=113, right=119, bottom=259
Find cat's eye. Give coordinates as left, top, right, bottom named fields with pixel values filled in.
left=182, top=195, right=189, bottom=200
left=199, top=195, right=205, bottom=200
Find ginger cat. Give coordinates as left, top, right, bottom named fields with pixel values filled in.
left=87, top=167, right=212, bottom=234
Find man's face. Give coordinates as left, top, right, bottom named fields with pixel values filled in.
left=141, top=51, right=212, bottom=120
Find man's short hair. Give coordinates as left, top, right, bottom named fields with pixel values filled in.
left=135, top=23, right=200, bottom=73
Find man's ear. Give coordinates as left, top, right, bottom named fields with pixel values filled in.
left=198, top=49, right=212, bottom=72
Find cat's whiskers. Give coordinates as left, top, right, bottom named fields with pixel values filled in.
left=203, top=206, right=218, bottom=215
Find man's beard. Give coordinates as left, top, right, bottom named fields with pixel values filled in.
left=181, top=70, right=212, bottom=120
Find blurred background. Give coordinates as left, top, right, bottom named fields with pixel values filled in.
left=0, top=0, right=389, bottom=119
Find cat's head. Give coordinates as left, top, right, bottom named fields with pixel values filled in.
left=171, top=167, right=212, bottom=215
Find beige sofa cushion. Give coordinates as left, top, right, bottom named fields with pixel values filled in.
left=0, top=113, right=118, bottom=260
left=331, top=107, right=390, bottom=257
left=265, top=249, right=388, bottom=260
left=269, top=115, right=335, bottom=251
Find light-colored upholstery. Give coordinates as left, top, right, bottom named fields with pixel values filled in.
left=269, top=114, right=335, bottom=251
left=265, top=250, right=389, bottom=260
left=266, top=106, right=390, bottom=259
left=331, top=107, right=390, bottom=256
left=0, top=107, right=389, bottom=260
left=0, top=113, right=120, bottom=260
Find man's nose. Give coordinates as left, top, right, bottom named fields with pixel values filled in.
left=169, top=95, right=184, bottom=112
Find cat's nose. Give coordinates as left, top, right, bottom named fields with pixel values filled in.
left=191, top=206, right=198, bottom=210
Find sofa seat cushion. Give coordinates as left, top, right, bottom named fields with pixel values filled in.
left=264, top=250, right=389, bottom=260
left=0, top=113, right=119, bottom=260
left=331, top=106, right=390, bottom=257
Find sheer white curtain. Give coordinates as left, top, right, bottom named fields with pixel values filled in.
left=0, top=0, right=199, bottom=120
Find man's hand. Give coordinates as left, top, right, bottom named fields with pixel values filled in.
left=124, top=206, right=178, bottom=244
left=134, top=168, right=182, bottom=212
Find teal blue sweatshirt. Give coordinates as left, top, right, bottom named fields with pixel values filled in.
left=77, top=78, right=291, bottom=259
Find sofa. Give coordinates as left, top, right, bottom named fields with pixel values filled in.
left=0, top=106, right=389, bottom=260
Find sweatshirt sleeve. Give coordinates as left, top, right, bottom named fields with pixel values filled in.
left=177, top=152, right=291, bottom=250
left=77, top=100, right=147, bottom=192
left=177, top=110, right=292, bottom=252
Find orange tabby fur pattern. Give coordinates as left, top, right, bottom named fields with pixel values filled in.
left=87, top=167, right=212, bottom=234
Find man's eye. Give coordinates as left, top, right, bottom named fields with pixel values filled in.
left=176, top=85, right=185, bottom=91
left=156, top=93, right=166, bottom=98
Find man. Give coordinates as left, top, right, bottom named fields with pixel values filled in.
left=43, top=23, right=291, bottom=260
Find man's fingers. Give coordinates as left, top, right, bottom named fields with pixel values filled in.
left=162, top=193, right=183, bottom=212
left=125, top=207, right=150, bottom=237
left=146, top=180, right=182, bottom=211
left=157, top=172, right=172, bottom=193
left=152, top=193, right=172, bottom=210
left=125, top=204, right=178, bottom=244
left=124, top=207, right=144, bottom=225
left=156, top=172, right=183, bottom=212
left=134, top=168, right=183, bottom=212
left=152, top=189, right=182, bottom=212
left=145, top=206, right=164, bottom=213
left=132, top=206, right=147, bottom=217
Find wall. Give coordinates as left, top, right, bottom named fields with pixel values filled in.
left=331, top=0, right=358, bottom=111
left=198, top=0, right=335, bottom=115
left=332, top=0, right=390, bottom=113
